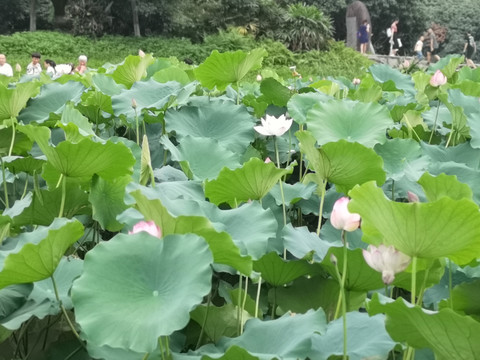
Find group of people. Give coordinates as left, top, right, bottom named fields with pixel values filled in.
left=0, top=52, right=89, bottom=79
left=357, top=18, right=477, bottom=69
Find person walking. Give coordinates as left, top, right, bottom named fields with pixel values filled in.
left=358, top=20, right=370, bottom=54
left=426, top=28, right=440, bottom=64
left=389, top=19, right=400, bottom=56
left=414, top=35, right=424, bottom=60
left=463, top=31, right=477, bottom=69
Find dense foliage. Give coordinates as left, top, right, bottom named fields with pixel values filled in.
left=0, top=47, right=480, bottom=360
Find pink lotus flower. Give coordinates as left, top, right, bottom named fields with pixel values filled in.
left=264, top=157, right=272, bottom=163
left=138, top=49, right=146, bottom=57
left=430, top=70, right=447, bottom=87
left=129, top=221, right=162, bottom=238
left=330, top=197, right=361, bottom=232
left=254, top=114, right=293, bottom=137
left=403, top=60, right=410, bottom=68
left=407, top=191, right=419, bottom=203
left=352, top=78, right=361, bottom=86
left=362, top=244, right=411, bottom=284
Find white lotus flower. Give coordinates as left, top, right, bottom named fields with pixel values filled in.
left=362, top=244, right=411, bottom=284
left=254, top=114, right=293, bottom=137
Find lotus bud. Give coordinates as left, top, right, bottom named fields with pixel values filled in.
left=403, top=60, right=410, bottom=68
left=407, top=191, right=420, bottom=203
left=138, top=49, right=145, bottom=57
left=131, top=98, right=137, bottom=109
left=256, top=74, right=262, bottom=81
left=264, top=157, right=272, bottom=163
left=330, top=197, right=361, bottom=232
left=15, top=63, right=22, bottom=72
left=362, top=244, right=411, bottom=284
left=352, top=78, right=361, bottom=85
left=129, top=221, right=162, bottom=238
left=430, top=70, right=447, bottom=87
left=330, top=253, right=338, bottom=266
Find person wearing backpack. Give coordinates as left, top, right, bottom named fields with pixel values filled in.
left=426, top=28, right=440, bottom=64
left=463, top=31, right=477, bottom=69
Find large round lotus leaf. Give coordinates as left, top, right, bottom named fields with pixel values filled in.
left=18, top=81, right=86, bottom=124
left=194, top=49, right=267, bottom=91
left=71, top=233, right=213, bottom=353
left=368, top=64, right=415, bottom=95
left=287, top=92, right=333, bottom=125
left=0, top=82, right=40, bottom=121
left=349, top=181, right=480, bottom=264
left=165, top=99, right=256, bottom=154
left=306, top=99, right=393, bottom=147
left=111, top=54, right=155, bottom=88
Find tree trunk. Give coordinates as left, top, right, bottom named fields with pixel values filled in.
left=50, top=0, right=69, bottom=26
left=29, top=0, right=37, bottom=31
left=131, top=0, right=141, bottom=37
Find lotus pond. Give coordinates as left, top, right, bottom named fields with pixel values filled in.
left=0, top=49, right=480, bottom=360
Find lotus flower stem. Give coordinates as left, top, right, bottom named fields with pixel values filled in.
left=237, top=275, right=243, bottom=334
left=158, top=338, right=166, bottom=360
left=411, top=256, right=417, bottom=305
left=8, top=118, right=16, bottom=157
left=1, top=158, right=8, bottom=208
left=21, top=175, right=29, bottom=200
left=134, top=107, right=140, bottom=146
left=50, top=276, right=85, bottom=348
left=448, top=259, right=454, bottom=309
left=142, top=353, right=149, bottom=360
left=445, top=128, right=454, bottom=148
left=274, top=136, right=288, bottom=246
left=316, top=179, right=328, bottom=236
left=428, top=101, right=440, bottom=144
left=240, top=278, right=249, bottom=334
left=332, top=232, right=348, bottom=360
left=255, top=276, right=262, bottom=318
left=195, top=291, right=212, bottom=349
left=58, top=174, right=66, bottom=218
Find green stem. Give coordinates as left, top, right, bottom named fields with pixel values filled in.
left=237, top=275, right=243, bottom=335
left=334, top=231, right=348, bottom=319
left=240, top=277, right=249, bottom=334
left=142, top=353, right=150, bottom=360
left=411, top=256, right=417, bottom=305
left=236, top=81, right=240, bottom=105
left=274, top=136, right=288, bottom=258
left=8, top=118, right=16, bottom=157
left=428, top=101, right=440, bottom=144
left=158, top=338, right=166, bottom=360
left=135, top=108, right=140, bottom=146
left=58, top=174, right=66, bottom=218
left=255, top=276, right=262, bottom=318
left=50, top=276, right=84, bottom=348
left=1, top=158, right=9, bottom=208
left=391, top=180, right=395, bottom=201
left=316, top=179, right=328, bottom=236
left=298, top=125, right=304, bottom=183
left=448, top=259, right=454, bottom=309
left=445, top=128, right=454, bottom=148
left=195, top=292, right=212, bottom=349
left=21, top=175, right=29, bottom=200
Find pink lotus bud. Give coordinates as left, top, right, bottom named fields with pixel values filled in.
left=256, top=74, right=262, bottom=81
left=138, top=49, right=145, bottom=57
left=131, top=98, right=137, bottom=109
left=129, top=221, right=162, bottom=238
left=330, top=197, right=361, bottom=232
left=407, top=191, right=419, bottom=203
left=430, top=70, right=447, bottom=87
left=264, top=157, right=272, bottom=163
left=403, top=60, right=410, bottom=68
left=15, top=63, right=22, bottom=72
left=362, top=244, right=411, bottom=284
left=352, top=78, right=361, bottom=85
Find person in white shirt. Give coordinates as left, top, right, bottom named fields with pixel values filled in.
left=0, top=54, right=13, bottom=77
left=26, top=52, right=42, bottom=75
left=43, top=59, right=56, bottom=77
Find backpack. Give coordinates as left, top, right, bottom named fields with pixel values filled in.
left=386, top=27, right=392, bottom=38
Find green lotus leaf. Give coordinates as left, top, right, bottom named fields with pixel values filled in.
left=11, top=184, right=90, bottom=227
left=287, top=92, right=333, bottom=125
left=297, top=131, right=385, bottom=194
left=269, top=182, right=317, bottom=206
left=367, top=293, right=480, bottom=360
left=448, top=89, right=480, bottom=149
left=202, top=345, right=261, bottom=360
left=309, top=312, right=395, bottom=360
left=0, top=284, right=33, bottom=319
left=71, top=233, right=213, bottom=353
left=111, top=54, right=155, bottom=88
left=89, top=175, right=130, bottom=232
left=418, top=172, right=472, bottom=202
left=204, top=157, right=294, bottom=207
left=253, top=252, right=321, bottom=287
left=152, top=66, right=191, bottom=85
left=368, top=64, right=415, bottom=95
left=18, top=81, right=85, bottom=124
left=0, top=82, right=41, bottom=121
left=282, top=224, right=332, bottom=262
left=130, top=188, right=252, bottom=274
left=92, top=73, right=125, bottom=96
left=78, top=89, right=115, bottom=124
left=374, top=138, right=428, bottom=181
left=439, top=278, right=480, bottom=317
left=194, top=48, right=267, bottom=91
left=161, top=135, right=241, bottom=181
left=306, top=99, right=393, bottom=147
left=259, top=78, right=292, bottom=107
left=352, top=83, right=383, bottom=103
left=190, top=304, right=251, bottom=343
left=111, top=78, right=183, bottom=120
left=213, top=309, right=326, bottom=359
left=165, top=98, right=256, bottom=154
left=146, top=58, right=174, bottom=78
left=3, top=156, right=45, bottom=175
left=0, top=218, right=83, bottom=289
left=0, top=127, right=33, bottom=156
left=349, top=181, right=480, bottom=264
left=1, top=257, right=83, bottom=330
left=57, top=103, right=96, bottom=142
